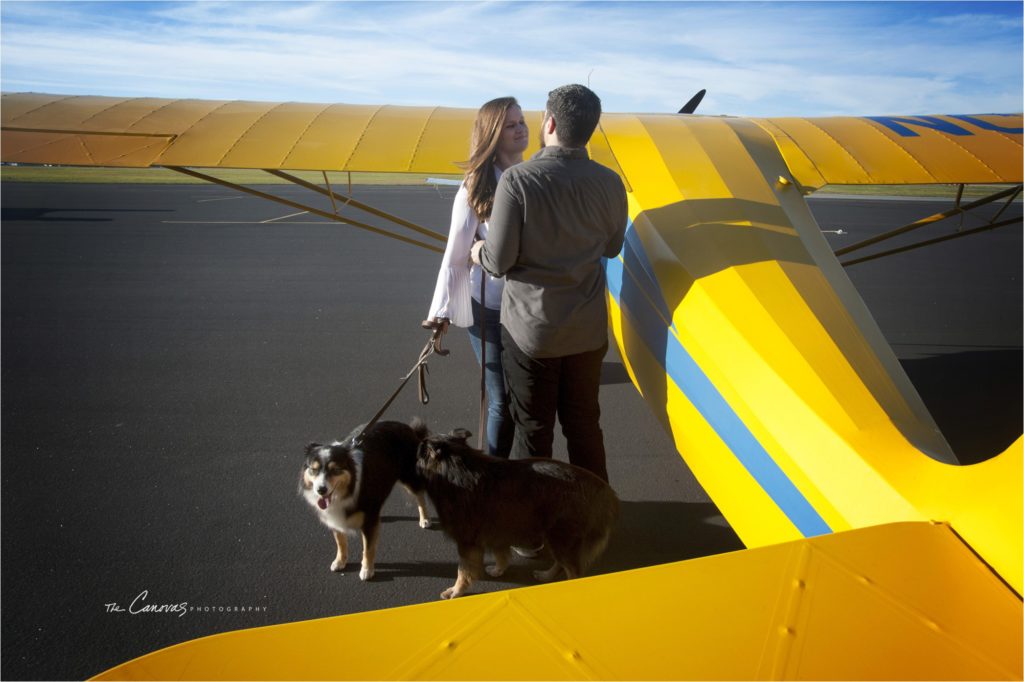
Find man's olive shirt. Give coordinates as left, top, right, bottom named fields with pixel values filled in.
left=479, top=145, right=628, bottom=358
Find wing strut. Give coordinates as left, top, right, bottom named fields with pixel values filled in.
left=163, top=166, right=445, bottom=254
left=262, top=169, right=445, bottom=244
left=836, top=185, right=1022, bottom=267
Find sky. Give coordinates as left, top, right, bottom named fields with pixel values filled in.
left=1, top=1, right=1022, bottom=117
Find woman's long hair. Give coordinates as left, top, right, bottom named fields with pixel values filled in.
left=458, top=96, right=519, bottom=221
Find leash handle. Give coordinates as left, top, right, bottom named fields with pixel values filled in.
left=420, top=317, right=451, bottom=357
left=418, top=363, right=430, bottom=404
left=352, top=326, right=446, bottom=446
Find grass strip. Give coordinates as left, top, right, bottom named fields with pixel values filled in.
left=0, top=165, right=1018, bottom=201
left=814, top=183, right=1020, bottom=200
left=0, top=165, right=462, bottom=186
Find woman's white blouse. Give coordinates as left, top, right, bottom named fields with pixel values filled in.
left=426, top=177, right=505, bottom=328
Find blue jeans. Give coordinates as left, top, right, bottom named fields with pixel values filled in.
left=468, top=299, right=513, bottom=458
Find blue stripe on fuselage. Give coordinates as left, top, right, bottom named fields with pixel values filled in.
left=867, top=114, right=1023, bottom=137
left=622, top=224, right=675, bottom=328
left=605, top=224, right=832, bottom=538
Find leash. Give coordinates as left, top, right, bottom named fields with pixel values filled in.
left=478, top=270, right=487, bottom=451
left=350, top=325, right=449, bottom=446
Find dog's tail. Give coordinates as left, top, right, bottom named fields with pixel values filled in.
left=398, top=418, right=431, bottom=491
left=410, top=417, right=429, bottom=442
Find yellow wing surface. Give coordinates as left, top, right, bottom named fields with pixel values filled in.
left=754, top=113, right=1023, bottom=188
left=95, top=523, right=1020, bottom=681
left=2, top=93, right=1020, bottom=180
left=3, top=94, right=1021, bottom=679
left=0, top=93, right=498, bottom=171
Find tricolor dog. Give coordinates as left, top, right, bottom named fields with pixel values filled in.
left=300, top=420, right=430, bottom=580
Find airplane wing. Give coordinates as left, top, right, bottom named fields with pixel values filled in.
left=754, top=114, right=1023, bottom=188
left=0, top=93, right=502, bottom=171
left=2, top=94, right=1020, bottom=185
left=93, top=522, right=1021, bottom=680
left=3, top=93, right=1021, bottom=680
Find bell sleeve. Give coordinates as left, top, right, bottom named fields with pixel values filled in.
left=425, top=184, right=477, bottom=328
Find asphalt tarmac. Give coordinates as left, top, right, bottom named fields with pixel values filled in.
left=1, top=182, right=1020, bottom=680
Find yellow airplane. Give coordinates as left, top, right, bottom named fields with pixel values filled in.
left=2, top=92, right=1022, bottom=680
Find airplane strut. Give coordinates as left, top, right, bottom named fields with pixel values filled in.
left=836, top=184, right=1022, bottom=267
left=164, top=166, right=446, bottom=254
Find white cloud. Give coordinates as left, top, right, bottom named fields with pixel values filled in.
left=929, top=12, right=1023, bottom=30
left=1, top=1, right=1020, bottom=116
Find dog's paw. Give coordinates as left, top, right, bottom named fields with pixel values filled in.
left=440, top=586, right=458, bottom=600
left=330, top=559, right=347, bottom=573
left=359, top=565, right=375, bottom=581
left=485, top=564, right=506, bottom=578
left=419, top=517, right=432, bottom=529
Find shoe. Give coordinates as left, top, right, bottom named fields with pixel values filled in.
left=512, top=543, right=544, bottom=558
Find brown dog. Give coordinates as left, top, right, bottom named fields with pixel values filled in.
left=416, top=429, right=619, bottom=599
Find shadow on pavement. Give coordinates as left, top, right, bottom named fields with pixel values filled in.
left=901, top=349, right=1022, bottom=464
left=597, top=500, right=743, bottom=575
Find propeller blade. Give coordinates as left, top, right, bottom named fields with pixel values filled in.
left=678, top=89, right=706, bottom=114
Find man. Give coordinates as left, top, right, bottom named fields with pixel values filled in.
left=470, top=84, right=627, bottom=482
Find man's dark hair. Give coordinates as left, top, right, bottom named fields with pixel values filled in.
left=545, top=84, right=602, bottom=148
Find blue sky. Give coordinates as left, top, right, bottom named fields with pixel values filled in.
left=1, top=1, right=1021, bottom=116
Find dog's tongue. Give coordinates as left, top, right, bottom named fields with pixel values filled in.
left=317, top=496, right=329, bottom=510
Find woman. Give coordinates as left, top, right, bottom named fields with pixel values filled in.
left=423, top=97, right=528, bottom=458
